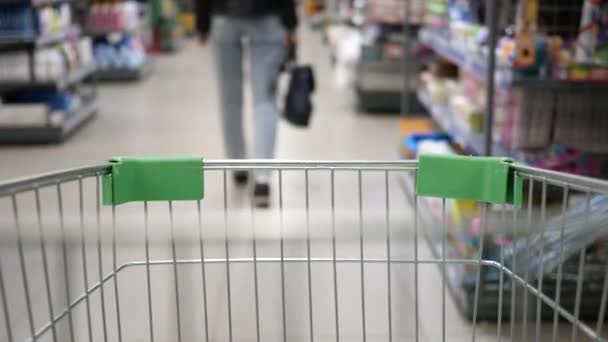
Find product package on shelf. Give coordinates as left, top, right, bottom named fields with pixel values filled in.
left=87, top=1, right=142, bottom=34
left=365, top=0, right=425, bottom=25
left=0, top=2, right=75, bottom=39
left=425, top=0, right=448, bottom=29
left=0, top=4, right=36, bottom=37
left=37, top=3, right=72, bottom=37
left=33, top=48, right=67, bottom=82
left=0, top=52, right=31, bottom=82
left=94, top=35, right=147, bottom=71
left=78, top=37, right=95, bottom=67
left=0, top=37, right=93, bottom=84
left=149, top=0, right=182, bottom=52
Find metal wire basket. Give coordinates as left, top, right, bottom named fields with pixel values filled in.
left=1, top=158, right=608, bottom=342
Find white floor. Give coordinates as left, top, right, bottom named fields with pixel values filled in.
left=0, top=26, right=590, bottom=342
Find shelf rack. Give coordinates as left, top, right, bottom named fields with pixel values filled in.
left=0, top=98, right=97, bottom=144
left=399, top=0, right=608, bottom=325
left=398, top=171, right=608, bottom=321
left=0, top=26, right=80, bottom=51
left=0, top=63, right=95, bottom=92
left=0, top=0, right=97, bottom=144
left=417, top=28, right=608, bottom=161
left=355, top=21, right=425, bottom=113
left=93, top=59, right=153, bottom=82
left=416, top=88, right=492, bottom=156
left=85, top=0, right=154, bottom=82
left=0, top=0, right=72, bottom=7
left=419, top=27, right=608, bottom=91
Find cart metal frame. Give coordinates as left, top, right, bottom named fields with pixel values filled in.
left=1, top=160, right=608, bottom=342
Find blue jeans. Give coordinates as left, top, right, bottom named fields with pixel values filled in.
left=212, top=15, right=285, bottom=180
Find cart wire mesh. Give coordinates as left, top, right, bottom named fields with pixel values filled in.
left=1, top=160, right=608, bottom=342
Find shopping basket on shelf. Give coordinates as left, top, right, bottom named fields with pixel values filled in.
left=1, top=155, right=608, bottom=342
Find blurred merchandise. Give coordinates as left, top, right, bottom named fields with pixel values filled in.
left=38, top=3, right=72, bottom=36
left=0, top=4, right=36, bottom=37
left=403, top=132, right=452, bottom=157
left=0, top=0, right=97, bottom=144
left=305, top=0, right=324, bottom=16
left=178, top=12, right=196, bottom=35
left=86, top=1, right=141, bottom=34
left=402, top=0, right=608, bottom=323
left=0, top=37, right=94, bottom=84
left=94, top=35, right=147, bottom=71
left=149, top=0, right=183, bottom=52
left=175, top=0, right=195, bottom=35
left=366, top=0, right=425, bottom=25
left=86, top=0, right=153, bottom=82
left=0, top=3, right=73, bottom=38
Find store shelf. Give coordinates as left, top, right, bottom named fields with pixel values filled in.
left=0, top=99, right=98, bottom=144
left=32, top=0, right=72, bottom=6
left=86, top=24, right=145, bottom=39
left=418, top=28, right=512, bottom=88
left=0, top=0, right=71, bottom=6
left=419, top=27, right=608, bottom=90
left=416, top=88, right=502, bottom=156
left=93, top=59, right=153, bottom=82
left=0, top=64, right=95, bottom=93
left=0, top=27, right=80, bottom=50
left=398, top=171, right=608, bottom=322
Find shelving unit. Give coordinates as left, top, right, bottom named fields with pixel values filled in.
left=86, top=24, right=143, bottom=39
left=399, top=171, right=608, bottom=321
left=0, top=26, right=79, bottom=50
left=418, top=27, right=511, bottom=88
left=85, top=0, right=153, bottom=82
left=0, top=98, right=97, bottom=144
left=31, top=0, right=72, bottom=6
left=411, top=2, right=608, bottom=168
left=354, top=0, right=428, bottom=114
left=0, top=63, right=95, bottom=92
left=149, top=0, right=183, bottom=52
left=416, top=88, right=498, bottom=156
left=419, top=27, right=608, bottom=91
left=397, top=0, right=608, bottom=324
left=0, top=0, right=98, bottom=144
left=94, top=58, right=153, bottom=82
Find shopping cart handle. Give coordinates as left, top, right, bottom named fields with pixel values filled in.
left=416, top=154, right=523, bottom=207
left=102, top=157, right=204, bottom=206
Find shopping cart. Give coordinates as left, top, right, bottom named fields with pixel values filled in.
left=1, top=156, right=608, bottom=342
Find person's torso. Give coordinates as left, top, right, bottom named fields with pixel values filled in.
left=214, top=0, right=280, bottom=18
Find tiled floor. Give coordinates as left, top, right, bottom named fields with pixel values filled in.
left=0, top=24, right=590, bottom=342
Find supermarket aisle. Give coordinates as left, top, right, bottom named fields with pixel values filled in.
left=0, top=28, right=400, bottom=181
left=0, top=29, right=583, bottom=342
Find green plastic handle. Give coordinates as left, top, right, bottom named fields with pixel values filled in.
left=416, top=154, right=523, bottom=207
left=102, top=157, right=204, bottom=206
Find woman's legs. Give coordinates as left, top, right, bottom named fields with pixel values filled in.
left=247, top=16, right=285, bottom=182
left=212, top=16, right=246, bottom=160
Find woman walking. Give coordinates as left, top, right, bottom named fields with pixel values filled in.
left=195, top=0, right=298, bottom=207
